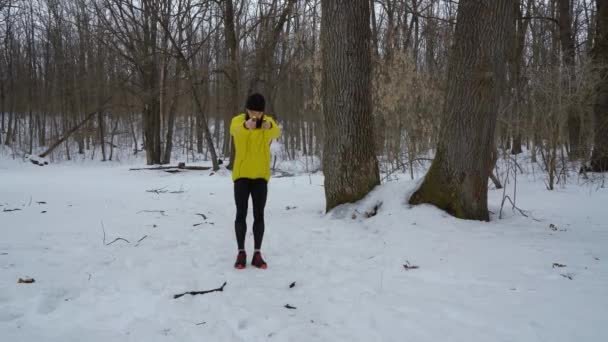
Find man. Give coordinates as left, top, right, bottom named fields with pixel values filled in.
left=230, top=93, right=280, bottom=269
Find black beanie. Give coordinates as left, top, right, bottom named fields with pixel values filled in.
left=246, top=93, right=265, bottom=112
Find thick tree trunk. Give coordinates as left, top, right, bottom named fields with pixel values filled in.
left=558, top=0, right=581, bottom=161
left=409, top=0, right=514, bottom=221
left=321, top=0, right=380, bottom=212
left=162, top=98, right=178, bottom=165
left=511, top=0, right=531, bottom=156
left=590, top=0, right=608, bottom=172
left=143, top=95, right=162, bottom=165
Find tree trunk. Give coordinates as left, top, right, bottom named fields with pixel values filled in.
left=321, top=0, right=380, bottom=212
left=558, top=0, right=581, bottom=161
left=370, top=0, right=379, bottom=57
left=98, top=111, right=106, bottom=161
left=224, top=0, right=241, bottom=170
left=590, top=0, right=608, bottom=172
left=409, top=0, right=514, bottom=221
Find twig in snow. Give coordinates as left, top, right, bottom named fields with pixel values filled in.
left=169, top=186, right=185, bottom=194
left=561, top=273, right=574, bottom=280
left=173, top=281, right=227, bottom=299
left=146, top=187, right=168, bottom=194
left=18, top=278, right=35, bottom=284
left=499, top=195, right=528, bottom=219
left=3, top=208, right=22, bottom=212
left=196, top=322, right=206, bottom=326
left=289, top=282, right=296, bottom=288
left=403, top=261, right=420, bottom=270
left=37, top=201, right=46, bottom=205
left=196, top=213, right=207, bottom=220
left=552, top=263, right=567, bottom=268
left=28, top=196, right=32, bottom=207
left=135, top=235, right=148, bottom=246
left=106, top=238, right=130, bottom=246
left=549, top=223, right=566, bottom=232
left=284, top=304, right=297, bottom=310
left=101, top=221, right=106, bottom=245
left=137, top=210, right=167, bottom=216
left=365, top=202, right=383, bottom=218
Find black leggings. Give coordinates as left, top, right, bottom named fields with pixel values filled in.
left=234, top=178, right=268, bottom=250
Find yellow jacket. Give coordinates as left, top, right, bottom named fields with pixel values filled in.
left=230, top=113, right=281, bottom=181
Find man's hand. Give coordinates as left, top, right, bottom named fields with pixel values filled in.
left=245, top=118, right=256, bottom=129
left=261, top=120, right=272, bottom=130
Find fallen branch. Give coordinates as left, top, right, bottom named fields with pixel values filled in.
left=106, top=238, right=130, bottom=246
left=130, top=166, right=211, bottom=171
left=101, top=221, right=106, bottom=245
left=147, top=187, right=168, bottom=194
left=403, top=261, right=420, bottom=270
left=273, top=170, right=295, bottom=178
left=137, top=210, right=167, bottom=216
left=39, top=97, right=112, bottom=159
left=135, top=235, right=148, bottom=246
left=3, top=208, right=21, bottom=212
left=174, top=281, right=227, bottom=299
left=499, top=195, right=528, bottom=219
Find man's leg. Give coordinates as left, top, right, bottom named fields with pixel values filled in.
left=250, top=179, right=268, bottom=250
left=234, top=179, right=251, bottom=250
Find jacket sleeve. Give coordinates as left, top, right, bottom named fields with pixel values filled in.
left=265, top=117, right=281, bottom=140
left=230, top=114, right=249, bottom=140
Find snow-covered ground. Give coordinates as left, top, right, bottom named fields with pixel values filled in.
left=1, top=158, right=607, bottom=342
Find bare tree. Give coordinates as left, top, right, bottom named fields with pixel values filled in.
left=590, top=0, right=608, bottom=172
left=409, top=0, right=515, bottom=221
left=321, top=0, right=380, bottom=212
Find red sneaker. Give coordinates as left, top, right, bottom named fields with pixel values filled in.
left=234, top=251, right=247, bottom=269
left=251, top=252, right=267, bottom=269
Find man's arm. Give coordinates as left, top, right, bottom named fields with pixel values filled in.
left=230, top=114, right=249, bottom=139
left=265, top=117, right=281, bottom=140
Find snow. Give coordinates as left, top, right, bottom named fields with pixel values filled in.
left=1, top=159, right=607, bottom=342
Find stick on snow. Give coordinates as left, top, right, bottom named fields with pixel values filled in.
left=106, top=238, right=130, bottom=246
left=403, top=261, right=420, bottom=270
left=173, top=282, right=227, bottom=299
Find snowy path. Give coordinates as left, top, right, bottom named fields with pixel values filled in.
left=1, top=163, right=607, bottom=341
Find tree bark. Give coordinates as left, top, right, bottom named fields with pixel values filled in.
left=223, top=0, right=240, bottom=170
left=321, top=0, right=380, bottom=212
left=409, top=0, right=514, bottom=221
left=590, top=0, right=608, bottom=172
left=558, top=0, right=581, bottom=161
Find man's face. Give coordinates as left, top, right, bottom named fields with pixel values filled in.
left=247, top=110, right=263, bottom=120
